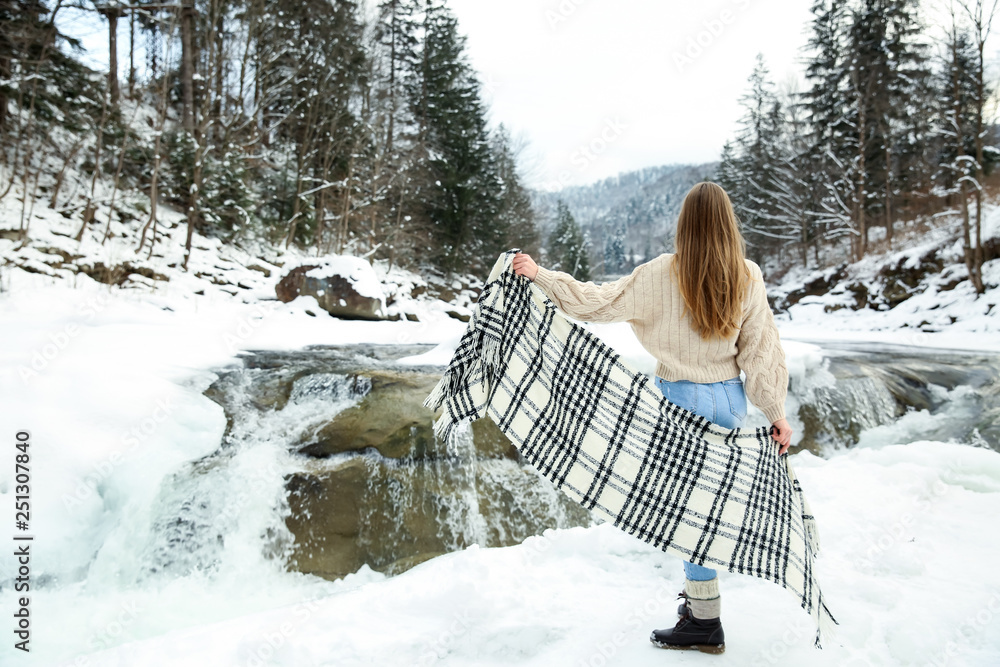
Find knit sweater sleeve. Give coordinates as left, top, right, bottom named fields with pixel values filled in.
left=735, top=263, right=789, bottom=423
left=532, top=261, right=648, bottom=324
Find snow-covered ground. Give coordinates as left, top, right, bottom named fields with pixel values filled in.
left=771, top=207, right=1000, bottom=353
left=1, top=253, right=999, bottom=666
left=2, top=183, right=1000, bottom=665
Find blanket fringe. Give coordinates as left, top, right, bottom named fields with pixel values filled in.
left=431, top=410, right=454, bottom=443
left=481, top=331, right=502, bottom=383
left=422, top=370, right=454, bottom=412
left=813, top=597, right=840, bottom=649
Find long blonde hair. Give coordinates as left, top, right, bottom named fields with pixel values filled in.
left=671, top=181, right=751, bottom=340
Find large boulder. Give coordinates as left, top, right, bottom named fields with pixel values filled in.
left=296, top=370, right=520, bottom=461
left=283, top=455, right=594, bottom=581
left=276, top=256, right=387, bottom=320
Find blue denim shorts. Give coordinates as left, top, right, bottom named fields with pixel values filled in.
left=654, top=375, right=747, bottom=430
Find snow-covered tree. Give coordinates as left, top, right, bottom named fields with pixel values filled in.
left=549, top=200, right=590, bottom=281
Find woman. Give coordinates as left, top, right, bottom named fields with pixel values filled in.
left=512, top=181, right=791, bottom=655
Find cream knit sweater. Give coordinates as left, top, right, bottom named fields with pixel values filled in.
left=532, top=253, right=789, bottom=423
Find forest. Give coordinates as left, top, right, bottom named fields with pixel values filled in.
left=718, top=0, right=997, bottom=292
left=0, top=0, right=997, bottom=287
left=1, top=0, right=540, bottom=279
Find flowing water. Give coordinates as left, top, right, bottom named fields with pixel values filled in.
left=160, top=340, right=997, bottom=585
left=98, top=341, right=998, bottom=590
left=785, top=341, right=999, bottom=452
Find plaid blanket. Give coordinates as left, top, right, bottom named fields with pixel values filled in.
left=423, top=249, right=838, bottom=648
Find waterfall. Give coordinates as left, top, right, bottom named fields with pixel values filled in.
left=84, top=342, right=998, bottom=597
left=85, top=367, right=368, bottom=588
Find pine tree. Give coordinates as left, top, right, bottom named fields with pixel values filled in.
left=376, top=0, right=421, bottom=158
left=604, top=223, right=627, bottom=274
left=549, top=200, right=590, bottom=280
left=254, top=0, right=367, bottom=249
left=491, top=124, right=540, bottom=255
left=839, top=0, right=930, bottom=258
left=881, top=0, right=933, bottom=241
left=801, top=0, right=857, bottom=260
left=933, top=21, right=978, bottom=195
left=716, top=55, right=797, bottom=267
left=934, top=1, right=997, bottom=294
left=776, top=83, right=821, bottom=267
left=414, top=0, right=504, bottom=276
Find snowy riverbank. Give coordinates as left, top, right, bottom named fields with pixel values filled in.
left=0, top=267, right=999, bottom=666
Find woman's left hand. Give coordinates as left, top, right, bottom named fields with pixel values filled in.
left=771, top=418, right=792, bottom=455
left=513, top=253, right=539, bottom=281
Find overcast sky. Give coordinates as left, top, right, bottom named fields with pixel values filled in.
left=447, top=0, right=816, bottom=189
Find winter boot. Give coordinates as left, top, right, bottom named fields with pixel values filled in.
left=650, top=615, right=725, bottom=654
left=651, top=577, right=724, bottom=654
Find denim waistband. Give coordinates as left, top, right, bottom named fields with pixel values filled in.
left=655, top=375, right=742, bottom=385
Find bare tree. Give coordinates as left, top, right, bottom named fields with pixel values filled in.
left=96, top=2, right=125, bottom=104
left=959, top=0, right=997, bottom=294
left=136, top=10, right=179, bottom=257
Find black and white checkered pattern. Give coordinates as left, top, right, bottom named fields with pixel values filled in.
left=424, top=249, right=838, bottom=648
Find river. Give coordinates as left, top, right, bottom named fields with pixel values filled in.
left=155, top=340, right=997, bottom=585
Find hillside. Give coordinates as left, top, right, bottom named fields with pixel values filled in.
left=0, top=178, right=485, bottom=330
left=531, top=163, right=717, bottom=275
left=3, top=165, right=998, bottom=353
left=770, top=205, right=1000, bottom=348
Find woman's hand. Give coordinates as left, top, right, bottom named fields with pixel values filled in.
left=513, top=253, right=539, bottom=281
left=771, top=418, right=793, bottom=455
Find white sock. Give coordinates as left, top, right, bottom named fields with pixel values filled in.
left=684, top=577, right=721, bottom=619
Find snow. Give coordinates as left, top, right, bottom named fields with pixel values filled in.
left=1, top=265, right=999, bottom=666
left=398, top=330, right=467, bottom=367
left=768, top=207, right=1000, bottom=353
left=303, top=255, right=386, bottom=300
left=2, top=183, right=1000, bottom=665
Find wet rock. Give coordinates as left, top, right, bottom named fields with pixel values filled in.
left=298, top=372, right=439, bottom=459
left=876, top=249, right=943, bottom=308
left=283, top=453, right=594, bottom=581
left=298, top=371, right=520, bottom=461
left=284, top=460, right=368, bottom=579
left=773, top=264, right=848, bottom=312
left=275, top=265, right=319, bottom=302
left=78, top=261, right=169, bottom=286
left=276, top=264, right=386, bottom=320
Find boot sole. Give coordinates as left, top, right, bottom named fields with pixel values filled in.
left=650, top=639, right=725, bottom=655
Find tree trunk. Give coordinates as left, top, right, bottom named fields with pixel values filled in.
left=973, top=20, right=987, bottom=294
left=49, top=138, right=84, bottom=209
left=137, top=11, right=178, bottom=257
left=855, top=103, right=868, bottom=262
left=75, top=81, right=111, bottom=242
left=958, top=183, right=979, bottom=291
left=180, top=0, right=196, bottom=133
left=339, top=151, right=356, bottom=254
left=884, top=141, right=893, bottom=249
left=103, top=8, right=121, bottom=105
left=0, top=56, right=9, bottom=134
left=213, top=8, right=224, bottom=143
left=128, top=10, right=136, bottom=98
left=387, top=0, right=397, bottom=155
